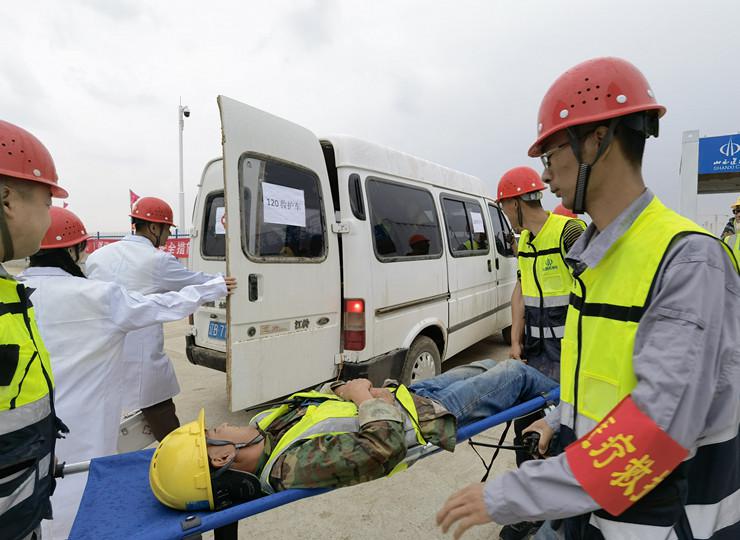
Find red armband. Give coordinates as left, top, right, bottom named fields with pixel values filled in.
left=565, top=396, right=688, bottom=516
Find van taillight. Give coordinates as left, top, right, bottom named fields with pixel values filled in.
left=343, top=299, right=365, bottom=350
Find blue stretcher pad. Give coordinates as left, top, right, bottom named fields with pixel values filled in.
left=69, top=389, right=559, bottom=539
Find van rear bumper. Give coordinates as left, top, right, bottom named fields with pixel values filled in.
left=185, top=339, right=407, bottom=384
left=186, top=336, right=226, bottom=372
left=340, top=348, right=407, bottom=385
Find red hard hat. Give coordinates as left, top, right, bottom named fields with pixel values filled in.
left=496, top=166, right=545, bottom=202
left=41, top=207, right=90, bottom=249
left=409, top=234, right=429, bottom=245
left=130, top=197, right=176, bottom=226
left=553, top=203, right=577, bottom=219
left=528, top=57, right=666, bottom=157
left=0, top=120, right=68, bottom=198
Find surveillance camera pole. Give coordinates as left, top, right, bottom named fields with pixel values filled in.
left=177, top=99, right=188, bottom=235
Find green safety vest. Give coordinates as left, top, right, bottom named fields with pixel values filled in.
left=560, top=197, right=737, bottom=422
left=253, top=385, right=426, bottom=492
left=0, top=276, right=58, bottom=539
left=518, top=213, right=585, bottom=341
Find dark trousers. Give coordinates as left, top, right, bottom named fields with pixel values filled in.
left=141, top=398, right=180, bottom=442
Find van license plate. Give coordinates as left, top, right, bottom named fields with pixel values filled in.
left=208, top=321, right=227, bottom=340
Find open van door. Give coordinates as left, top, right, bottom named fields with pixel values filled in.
left=219, top=96, right=341, bottom=411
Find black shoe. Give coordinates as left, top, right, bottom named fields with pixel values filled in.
left=499, top=521, right=543, bottom=540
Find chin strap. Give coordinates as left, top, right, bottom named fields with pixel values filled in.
left=516, top=200, right=524, bottom=231
left=0, top=189, right=15, bottom=262
left=567, top=118, right=621, bottom=215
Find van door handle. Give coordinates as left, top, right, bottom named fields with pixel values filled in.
left=495, top=258, right=500, bottom=270
left=487, top=260, right=492, bottom=272
left=248, top=274, right=258, bottom=302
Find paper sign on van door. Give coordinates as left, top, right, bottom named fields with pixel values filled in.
left=215, top=207, right=226, bottom=235
left=263, top=182, right=306, bottom=227
left=470, top=211, right=485, bottom=233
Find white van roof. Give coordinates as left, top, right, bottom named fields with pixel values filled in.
left=322, top=135, right=491, bottom=198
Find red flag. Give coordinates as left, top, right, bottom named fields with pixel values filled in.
left=62, top=202, right=69, bottom=209
left=129, top=189, right=140, bottom=209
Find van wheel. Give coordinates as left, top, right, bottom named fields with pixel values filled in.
left=502, top=326, right=512, bottom=346
left=402, top=336, right=441, bottom=386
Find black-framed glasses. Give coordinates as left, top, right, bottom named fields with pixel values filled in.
left=539, top=142, right=570, bottom=169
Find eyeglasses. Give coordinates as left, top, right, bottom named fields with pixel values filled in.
left=733, top=208, right=740, bottom=215
left=207, top=427, right=266, bottom=477
left=539, top=142, right=570, bottom=169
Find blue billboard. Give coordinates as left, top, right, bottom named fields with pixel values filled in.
left=699, top=134, right=740, bottom=175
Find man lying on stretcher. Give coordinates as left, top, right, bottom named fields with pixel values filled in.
left=149, top=359, right=557, bottom=511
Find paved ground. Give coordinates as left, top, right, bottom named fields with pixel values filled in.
left=166, top=319, right=517, bottom=540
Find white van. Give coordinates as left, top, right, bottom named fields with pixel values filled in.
left=186, top=96, right=518, bottom=411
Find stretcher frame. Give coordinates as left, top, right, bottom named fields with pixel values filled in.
left=65, top=389, right=559, bottom=540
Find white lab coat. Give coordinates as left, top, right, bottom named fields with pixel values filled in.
left=86, top=234, right=217, bottom=410
left=18, top=266, right=226, bottom=540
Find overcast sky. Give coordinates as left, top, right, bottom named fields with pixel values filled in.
left=1, top=0, right=737, bottom=233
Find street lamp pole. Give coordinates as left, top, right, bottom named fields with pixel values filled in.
left=177, top=100, right=190, bottom=235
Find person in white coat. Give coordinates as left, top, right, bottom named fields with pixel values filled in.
left=19, top=207, right=234, bottom=540
left=86, top=196, right=234, bottom=440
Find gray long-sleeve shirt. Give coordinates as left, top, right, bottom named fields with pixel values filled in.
left=484, top=189, right=740, bottom=524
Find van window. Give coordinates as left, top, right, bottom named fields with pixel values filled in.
left=239, top=156, right=326, bottom=260
left=202, top=191, right=225, bottom=259
left=441, top=197, right=490, bottom=256
left=488, top=203, right=515, bottom=257
left=366, top=178, right=442, bottom=261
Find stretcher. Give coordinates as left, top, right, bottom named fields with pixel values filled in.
left=66, top=389, right=559, bottom=540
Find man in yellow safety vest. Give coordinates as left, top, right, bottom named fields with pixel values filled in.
left=438, top=57, right=739, bottom=540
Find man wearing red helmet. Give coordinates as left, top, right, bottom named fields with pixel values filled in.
left=86, top=197, right=237, bottom=441
left=496, top=166, right=585, bottom=382
left=439, top=58, right=739, bottom=540
left=0, top=120, right=69, bottom=540
left=495, top=166, right=585, bottom=539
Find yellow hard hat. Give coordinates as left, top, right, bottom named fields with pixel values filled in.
left=149, top=409, right=215, bottom=510
left=732, top=196, right=740, bottom=210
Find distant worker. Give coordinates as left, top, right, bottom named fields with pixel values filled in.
left=496, top=167, right=585, bottom=381
left=439, top=57, right=740, bottom=540
left=495, top=166, right=585, bottom=539
left=552, top=202, right=577, bottom=219
left=0, top=120, right=69, bottom=540
left=20, top=207, right=234, bottom=540
left=86, top=197, right=237, bottom=441
left=720, top=196, right=740, bottom=239
left=724, top=196, right=740, bottom=259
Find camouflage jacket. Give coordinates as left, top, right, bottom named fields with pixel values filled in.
left=264, top=392, right=457, bottom=491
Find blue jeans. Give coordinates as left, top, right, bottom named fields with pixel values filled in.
left=409, top=359, right=558, bottom=426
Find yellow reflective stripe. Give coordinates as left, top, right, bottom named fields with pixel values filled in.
left=391, top=385, right=427, bottom=446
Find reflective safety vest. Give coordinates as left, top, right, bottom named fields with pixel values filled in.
left=253, top=385, right=426, bottom=493
left=0, top=277, right=58, bottom=540
left=518, top=213, right=584, bottom=372
left=560, top=196, right=739, bottom=539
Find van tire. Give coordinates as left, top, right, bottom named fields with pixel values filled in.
left=502, top=325, right=512, bottom=346
left=401, top=336, right=441, bottom=386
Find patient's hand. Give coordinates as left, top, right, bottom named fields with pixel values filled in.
left=334, top=378, right=373, bottom=406
left=369, top=387, right=394, bottom=405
